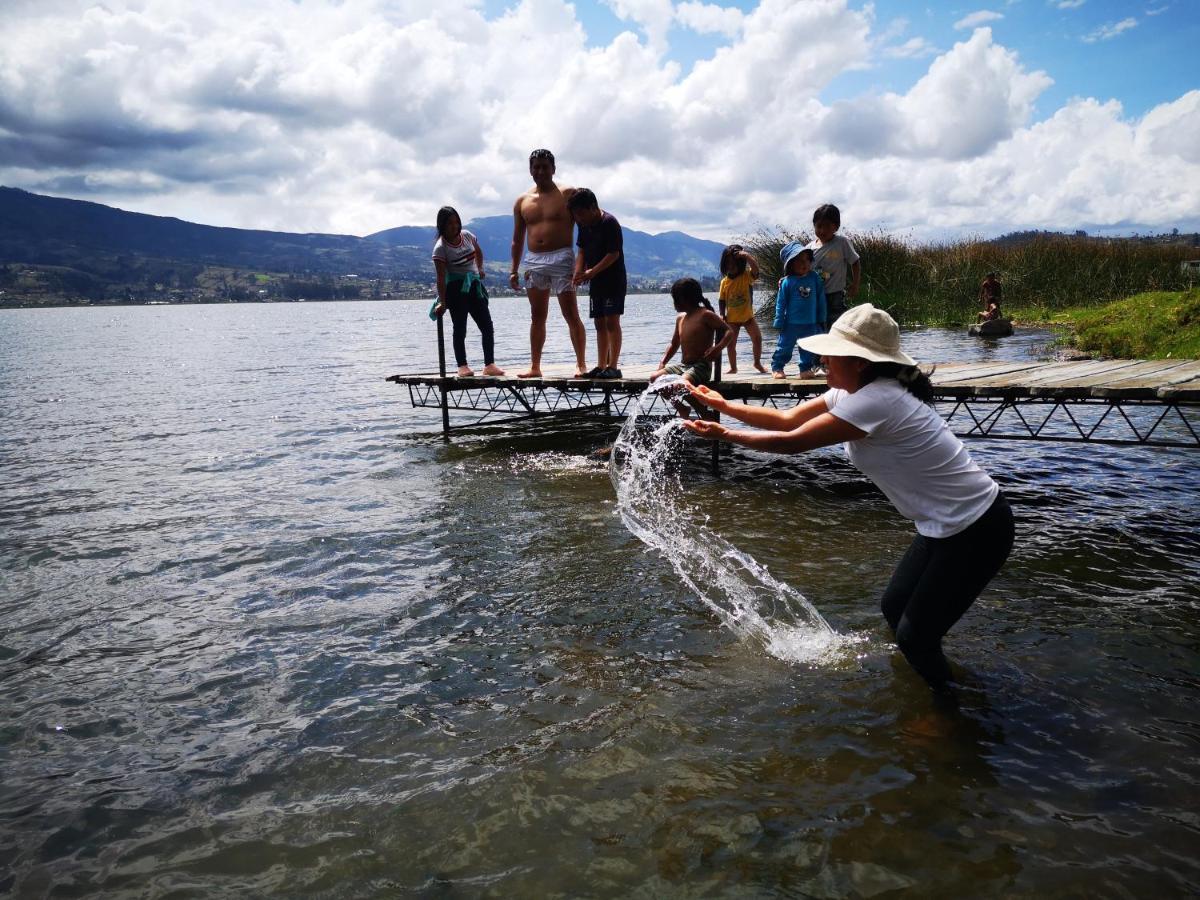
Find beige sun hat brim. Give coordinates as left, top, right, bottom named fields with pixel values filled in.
left=797, top=330, right=916, bottom=366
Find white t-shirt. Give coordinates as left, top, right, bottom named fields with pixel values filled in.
left=824, top=379, right=998, bottom=538
left=432, top=230, right=481, bottom=275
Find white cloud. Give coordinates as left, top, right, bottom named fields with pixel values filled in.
left=1145, top=5, right=1168, bottom=15
left=822, top=28, right=1052, bottom=160
left=1051, top=0, right=1085, bottom=10
left=1135, top=90, right=1200, bottom=165
left=675, top=2, right=744, bottom=38
left=954, top=10, right=1003, bottom=29
left=1082, top=17, right=1138, bottom=41
left=884, top=36, right=938, bottom=58
left=602, top=0, right=675, bottom=54
left=0, top=0, right=1197, bottom=241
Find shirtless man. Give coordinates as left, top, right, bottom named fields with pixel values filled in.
left=509, top=149, right=588, bottom=378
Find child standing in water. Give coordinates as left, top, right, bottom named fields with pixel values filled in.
left=806, top=204, right=861, bottom=332
left=718, top=245, right=767, bottom=374
left=432, top=206, right=504, bottom=377
left=772, top=243, right=826, bottom=379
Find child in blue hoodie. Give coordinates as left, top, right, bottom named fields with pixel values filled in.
left=771, top=243, right=826, bottom=379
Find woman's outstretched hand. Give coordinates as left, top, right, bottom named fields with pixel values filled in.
left=681, top=419, right=726, bottom=440
left=685, top=383, right=726, bottom=411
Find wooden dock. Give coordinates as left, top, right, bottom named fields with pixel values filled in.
left=387, top=359, right=1200, bottom=448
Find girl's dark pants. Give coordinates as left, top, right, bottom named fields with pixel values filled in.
left=447, top=281, right=495, bottom=367
left=880, top=493, right=1014, bottom=686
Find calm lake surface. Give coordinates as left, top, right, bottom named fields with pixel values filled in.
left=1, top=298, right=1198, bottom=897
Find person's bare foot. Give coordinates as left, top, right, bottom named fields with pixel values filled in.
left=772, top=370, right=786, bottom=379
left=727, top=365, right=738, bottom=374
left=482, top=363, right=505, bottom=376
left=798, top=368, right=817, bottom=379
left=518, top=368, right=542, bottom=379
left=671, top=400, right=693, bottom=419
left=573, top=365, right=587, bottom=377
left=457, top=365, right=474, bottom=376
left=754, top=361, right=768, bottom=373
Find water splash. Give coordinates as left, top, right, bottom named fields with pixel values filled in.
left=610, top=377, right=849, bottom=665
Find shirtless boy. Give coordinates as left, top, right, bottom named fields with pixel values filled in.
left=509, top=149, right=588, bottom=378
left=651, top=278, right=735, bottom=418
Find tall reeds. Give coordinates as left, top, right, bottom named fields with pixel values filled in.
left=741, top=227, right=1197, bottom=325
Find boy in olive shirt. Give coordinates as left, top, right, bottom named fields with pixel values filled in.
left=806, top=203, right=861, bottom=331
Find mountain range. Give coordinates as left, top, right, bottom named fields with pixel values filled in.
left=0, top=187, right=727, bottom=305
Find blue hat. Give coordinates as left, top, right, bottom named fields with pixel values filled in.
left=780, top=241, right=807, bottom=271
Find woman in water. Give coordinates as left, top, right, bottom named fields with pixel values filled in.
left=681, top=304, right=1014, bottom=688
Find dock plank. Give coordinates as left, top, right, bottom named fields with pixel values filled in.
left=1055, top=361, right=1200, bottom=398
left=389, top=359, right=1200, bottom=402
left=934, top=360, right=1135, bottom=396
left=1157, top=362, right=1200, bottom=401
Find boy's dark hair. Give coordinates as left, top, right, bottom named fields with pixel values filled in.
left=863, top=362, right=935, bottom=403
left=435, top=206, right=460, bottom=240
left=671, top=277, right=713, bottom=311
left=813, top=203, right=841, bottom=227
left=529, top=148, right=555, bottom=166
left=720, top=244, right=746, bottom=277
left=567, top=188, right=598, bottom=212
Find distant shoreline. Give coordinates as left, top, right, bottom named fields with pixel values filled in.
left=0, top=291, right=688, bottom=311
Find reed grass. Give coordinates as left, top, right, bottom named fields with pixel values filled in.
left=741, top=227, right=1198, bottom=326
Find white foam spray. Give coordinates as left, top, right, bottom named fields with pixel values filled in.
left=610, top=377, right=851, bottom=665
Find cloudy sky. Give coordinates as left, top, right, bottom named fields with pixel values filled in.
left=1, top=0, right=1197, bottom=241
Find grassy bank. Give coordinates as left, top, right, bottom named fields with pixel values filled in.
left=1044, top=289, right=1200, bottom=359
left=743, top=228, right=1197, bottom=326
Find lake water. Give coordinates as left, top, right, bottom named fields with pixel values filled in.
left=1, top=297, right=1198, bottom=897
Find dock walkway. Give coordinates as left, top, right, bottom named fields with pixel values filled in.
left=387, top=359, right=1200, bottom=448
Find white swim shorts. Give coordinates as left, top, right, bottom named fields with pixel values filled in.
left=522, top=247, right=576, bottom=295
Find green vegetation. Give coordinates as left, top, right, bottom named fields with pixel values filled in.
left=1050, top=289, right=1200, bottom=359
left=742, top=228, right=1197, bottom=327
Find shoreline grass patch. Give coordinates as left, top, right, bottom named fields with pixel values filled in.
left=1052, top=289, right=1200, bottom=359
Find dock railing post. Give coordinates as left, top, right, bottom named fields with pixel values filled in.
left=435, top=310, right=450, bottom=440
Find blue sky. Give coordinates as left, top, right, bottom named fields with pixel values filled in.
left=0, top=0, right=1196, bottom=240
left=554, top=0, right=1197, bottom=119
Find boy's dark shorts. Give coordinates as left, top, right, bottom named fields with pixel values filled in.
left=589, top=294, right=625, bottom=319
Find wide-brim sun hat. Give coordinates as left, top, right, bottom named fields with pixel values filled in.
left=797, top=303, right=916, bottom=366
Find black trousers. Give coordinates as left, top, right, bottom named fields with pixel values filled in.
left=880, top=493, right=1014, bottom=686
left=447, top=281, right=495, bottom=367
left=824, top=290, right=847, bottom=332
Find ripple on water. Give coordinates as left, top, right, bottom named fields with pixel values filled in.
left=0, top=304, right=1197, bottom=896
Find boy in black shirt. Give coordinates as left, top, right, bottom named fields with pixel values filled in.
left=569, top=189, right=627, bottom=378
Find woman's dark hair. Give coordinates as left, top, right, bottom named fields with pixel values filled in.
left=671, top=277, right=713, bottom=311
left=863, top=361, right=935, bottom=403
left=566, top=188, right=598, bottom=212
left=813, top=203, right=841, bottom=227
left=435, top=206, right=461, bottom=240
left=720, top=244, right=746, bottom=277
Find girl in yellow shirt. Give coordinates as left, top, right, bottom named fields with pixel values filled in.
left=717, top=245, right=767, bottom=374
